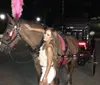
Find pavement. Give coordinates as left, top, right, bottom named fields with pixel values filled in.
left=0, top=40, right=100, bottom=85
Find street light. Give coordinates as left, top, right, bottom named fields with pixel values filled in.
left=0, top=14, right=6, bottom=20
left=36, top=17, right=41, bottom=22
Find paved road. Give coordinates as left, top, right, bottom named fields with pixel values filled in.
left=0, top=40, right=100, bottom=85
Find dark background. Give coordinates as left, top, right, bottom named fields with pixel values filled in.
left=1, top=0, right=100, bottom=20
left=0, top=0, right=100, bottom=33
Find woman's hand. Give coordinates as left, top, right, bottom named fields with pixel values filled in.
left=42, top=77, right=47, bottom=85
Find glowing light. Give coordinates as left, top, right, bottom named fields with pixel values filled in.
left=0, top=14, right=6, bottom=20
left=78, top=42, right=87, bottom=49
left=36, top=17, right=41, bottom=22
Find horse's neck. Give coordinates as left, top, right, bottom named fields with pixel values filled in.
left=24, top=23, right=45, bottom=33
left=19, top=25, right=43, bottom=48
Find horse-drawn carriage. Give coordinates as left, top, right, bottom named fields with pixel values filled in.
left=0, top=0, right=98, bottom=84
left=53, top=21, right=97, bottom=76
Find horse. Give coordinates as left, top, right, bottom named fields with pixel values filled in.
left=0, top=14, right=79, bottom=85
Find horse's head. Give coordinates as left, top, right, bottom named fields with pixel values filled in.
left=0, top=14, right=44, bottom=54
left=0, top=14, right=21, bottom=53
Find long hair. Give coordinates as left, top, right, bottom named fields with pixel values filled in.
left=45, top=27, right=58, bottom=68
left=45, top=27, right=57, bottom=52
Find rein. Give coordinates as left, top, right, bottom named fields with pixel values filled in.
left=10, top=23, right=43, bottom=53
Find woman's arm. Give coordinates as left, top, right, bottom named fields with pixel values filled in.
left=43, top=46, right=53, bottom=79
left=24, top=24, right=45, bottom=33
left=30, top=28, right=45, bottom=33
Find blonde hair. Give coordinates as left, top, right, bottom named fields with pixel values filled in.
left=45, top=27, right=58, bottom=68
left=45, top=27, right=57, bottom=51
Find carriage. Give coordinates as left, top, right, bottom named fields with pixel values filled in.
left=53, top=21, right=97, bottom=76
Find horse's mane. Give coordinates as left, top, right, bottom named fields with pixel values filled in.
left=19, top=19, right=46, bottom=30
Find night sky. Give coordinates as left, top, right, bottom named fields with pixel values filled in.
left=0, top=0, right=100, bottom=20
left=0, top=0, right=100, bottom=18
left=0, top=0, right=100, bottom=33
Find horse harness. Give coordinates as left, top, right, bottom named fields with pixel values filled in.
left=58, top=35, right=76, bottom=67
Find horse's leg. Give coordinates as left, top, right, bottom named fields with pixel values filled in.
left=68, top=56, right=77, bottom=85
left=64, top=63, right=70, bottom=85
left=33, top=57, right=41, bottom=84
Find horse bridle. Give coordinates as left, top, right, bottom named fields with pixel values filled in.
left=0, top=24, right=20, bottom=51
left=1, top=22, right=43, bottom=54
left=11, top=24, right=44, bottom=56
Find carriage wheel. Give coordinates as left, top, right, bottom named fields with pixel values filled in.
left=91, top=49, right=97, bottom=76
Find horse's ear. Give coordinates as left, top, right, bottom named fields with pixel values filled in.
left=7, top=14, right=15, bottom=25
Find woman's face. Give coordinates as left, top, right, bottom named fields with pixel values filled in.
left=43, top=30, right=52, bottom=42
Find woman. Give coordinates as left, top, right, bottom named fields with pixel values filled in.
left=25, top=25, right=57, bottom=85
left=38, top=28, right=57, bottom=85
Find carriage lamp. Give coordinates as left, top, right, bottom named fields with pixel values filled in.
left=90, top=31, right=95, bottom=36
